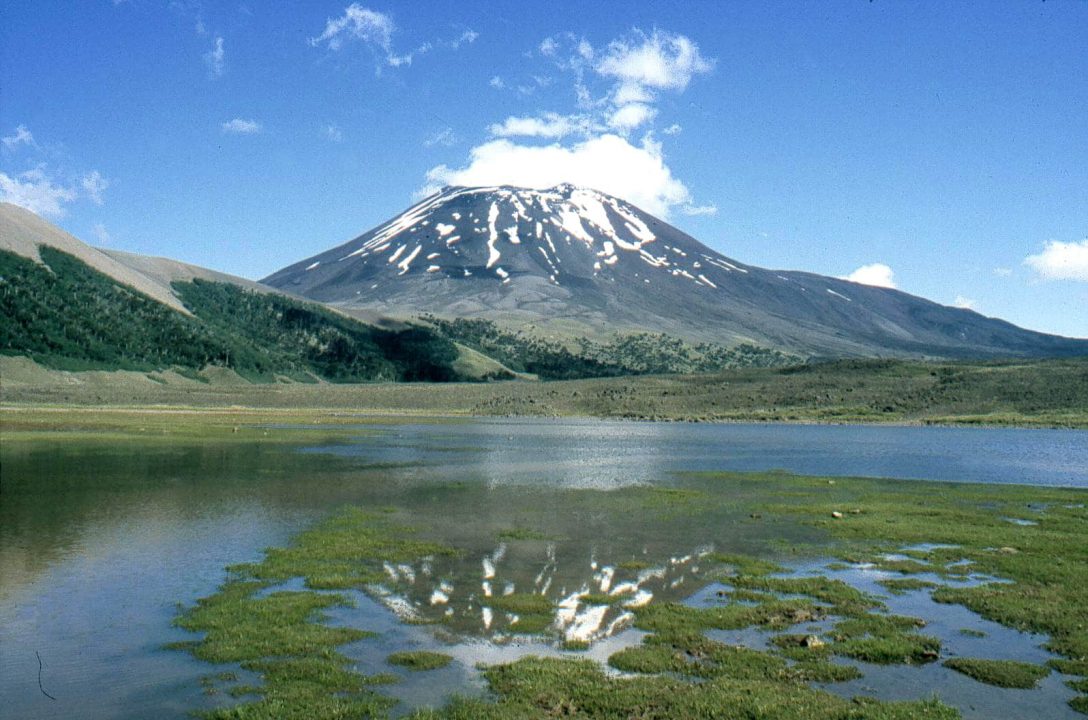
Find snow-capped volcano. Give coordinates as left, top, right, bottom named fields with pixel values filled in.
left=269, top=184, right=737, bottom=291
left=263, top=185, right=1087, bottom=359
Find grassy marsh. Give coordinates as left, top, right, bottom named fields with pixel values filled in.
left=167, top=465, right=1087, bottom=717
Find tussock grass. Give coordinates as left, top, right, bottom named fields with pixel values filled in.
left=943, top=658, right=1049, bottom=688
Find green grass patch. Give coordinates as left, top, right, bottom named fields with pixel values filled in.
left=409, top=655, right=959, bottom=719
left=879, top=578, right=939, bottom=595
left=172, top=507, right=459, bottom=718
left=943, top=658, right=1049, bottom=688
left=487, top=593, right=554, bottom=615
left=388, top=651, right=453, bottom=671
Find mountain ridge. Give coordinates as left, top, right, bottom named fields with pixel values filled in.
left=263, top=185, right=1088, bottom=359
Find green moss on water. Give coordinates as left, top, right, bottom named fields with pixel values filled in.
left=942, top=658, right=1049, bottom=688
left=750, top=472, right=1088, bottom=670
left=703, top=552, right=786, bottom=577
left=580, top=592, right=628, bottom=606
left=228, top=507, right=458, bottom=591
left=633, top=598, right=827, bottom=636
left=172, top=507, right=458, bottom=718
left=879, top=578, right=939, bottom=595
left=170, top=468, right=1087, bottom=719
left=408, top=656, right=959, bottom=720
left=730, top=575, right=880, bottom=617
left=608, top=633, right=789, bottom=680
left=388, top=651, right=453, bottom=671
left=174, top=586, right=370, bottom=663
left=496, top=527, right=554, bottom=541
left=617, top=559, right=651, bottom=571
left=487, top=593, right=554, bottom=615
left=835, top=633, right=941, bottom=665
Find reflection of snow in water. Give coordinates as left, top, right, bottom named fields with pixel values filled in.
left=369, top=544, right=703, bottom=645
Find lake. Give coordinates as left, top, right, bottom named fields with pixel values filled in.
left=1, top=419, right=1086, bottom=719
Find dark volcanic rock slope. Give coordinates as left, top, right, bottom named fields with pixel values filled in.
left=264, top=185, right=1087, bottom=358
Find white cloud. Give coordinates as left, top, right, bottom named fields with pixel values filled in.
left=993, top=267, right=1013, bottom=277
left=311, top=4, right=394, bottom=52
left=81, top=171, right=109, bottom=205
left=452, top=29, right=478, bottom=48
left=596, top=29, right=712, bottom=92
left=424, top=134, right=692, bottom=218
left=221, top=118, right=262, bottom=134
left=608, top=102, right=656, bottom=132
left=423, top=27, right=713, bottom=218
left=311, top=5, right=475, bottom=68
left=843, top=263, right=897, bottom=289
left=92, top=223, right=111, bottom=245
left=424, top=127, right=456, bottom=148
left=0, top=168, right=79, bottom=218
left=1024, top=239, right=1088, bottom=282
left=681, top=203, right=717, bottom=217
left=204, top=35, right=225, bottom=78
left=663, top=123, right=682, bottom=135
left=323, top=124, right=343, bottom=142
left=953, top=295, right=978, bottom=311
left=612, top=81, right=653, bottom=106
left=488, top=113, right=592, bottom=140
left=2, top=125, right=35, bottom=150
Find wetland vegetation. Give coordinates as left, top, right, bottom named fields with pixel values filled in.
left=3, top=412, right=1085, bottom=718
left=164, top=452, right=1088, bottom=718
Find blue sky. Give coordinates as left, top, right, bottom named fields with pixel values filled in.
left=2, top=1, right=1086, bottom=337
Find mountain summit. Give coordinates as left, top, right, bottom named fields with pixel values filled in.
left=263, top=186, right=1086, bottom=359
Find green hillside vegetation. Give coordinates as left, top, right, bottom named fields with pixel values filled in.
left=0, top=247, right=461, bottom=382
left=423, top=316, right=796, bottom=379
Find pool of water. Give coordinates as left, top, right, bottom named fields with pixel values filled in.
left=1, top=419, right=1085, bottom=718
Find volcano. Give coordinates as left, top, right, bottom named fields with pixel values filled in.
left=263, top=185, right=1086, bottom=359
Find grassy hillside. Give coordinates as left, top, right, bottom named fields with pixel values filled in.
left=423, top=316, right=796, bottom=379
left=0, top=247, right=463, bottom=382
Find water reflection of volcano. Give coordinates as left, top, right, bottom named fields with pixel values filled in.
left=366, top=541, right=715, bottom=644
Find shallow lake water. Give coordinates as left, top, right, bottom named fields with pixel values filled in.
left=1, top=419, right=1086, bottom=719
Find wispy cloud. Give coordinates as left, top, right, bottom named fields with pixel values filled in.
left=488, top=113, right=593, bottom=140
left=0, top=126, right=107, bottom=216
left=81, top=170, right=109, bottom=205
left=843, top=263, right=897, bottom=289
left=323, top=124, right=343, bottom=142
left=681, top=203, right=717, bottom=217
left=424, top=127, right=456, bottom=148
left=1024, top=239, right=1088, bottom=282
left=311, top=4, right=394, bottom=52
left=204, top=35, right=225, bottom=78
left=954, top=295, right=978, bottom=311
left=311, top=4, right=476, bottom=69
left=221, top=118, right=262, bottom=134
left=425, top=28, right=714, bottom=218
left=451, top=30, right=478, bottom=49
left=2, top=125, right=35, bottom=150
